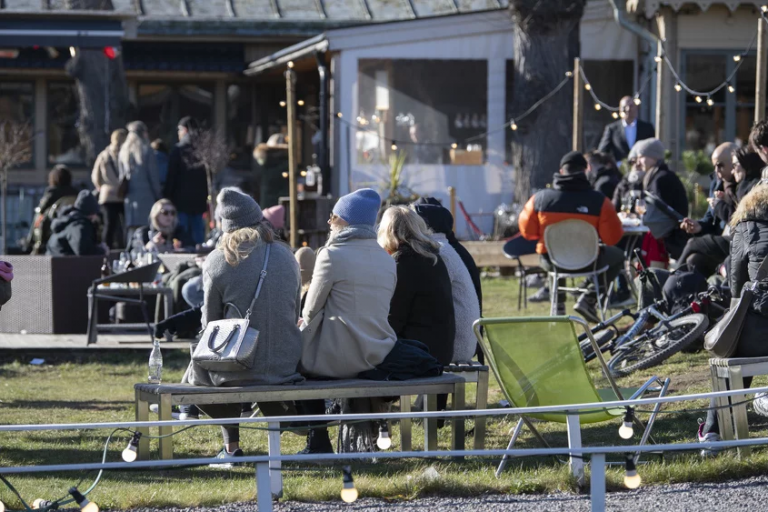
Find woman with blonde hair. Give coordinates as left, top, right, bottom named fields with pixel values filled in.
left=119, top=121, right=161, bottom=232
left=92, top=128, right=127, bottom=248
left=378, top=206, right=455, bottom=365
left=137, top=199, right=190, bottom=253
left=189, top=187, right=303, bottom=464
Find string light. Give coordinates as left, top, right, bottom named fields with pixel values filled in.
left=336, top=112, right=342, bottom=118
left=584, top=83, right=592, bottom=91
left=728, top=84, right=736, bottom=93
left=762, top=5, right=768, bottom=12
left=451, top=143, right=458, bottom=149
left=69, top=488, right=99, bottom=512
left=706, top=97, right=715, bottom=106
left=624, top=455, right=642, bottom=489
left=287, top=61, right=294, bottom=68
left=733, top=55, right=742, bottom=62
left=279, top=101, right=286, bottom=108
left=376, top=423, right=392, bottom=450
left=510, top=121, right=518, bottom=131
left=675, top=83, right=682, bottom=92
left=633, top=97, right=641, bottom=106
left=594, top=103, right=602, bottom=111
left=654, top=56, right=662, bottom=63
left=618, top=409, right=635, bottom=440
left=122, top=432, right=141, bottom=462
left=391, top=143, right=398, bottom=151
left=695, top=95, right=703, bottom=103
left=340, top=466, right=358, bottom=503
left=565, top=71, right=573, bottom=78
left=69, top=47, right=77, bottom=58
left=612, top=112, right=619, bottom=119
left=297, top=100, right=305, bottom=106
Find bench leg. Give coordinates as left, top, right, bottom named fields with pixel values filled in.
left=267, top=421, right=283, bottom=499
left=711, top=366, right=735, bottom=442
left=256, top=462, right=273, bottom=512
left=729, top=367, right=751, bottom=458
left=566, top=414, right=585, bottom=486
left=158, top=394, right=173, bottom=460
left=424, top=394, right=438, bottom=451
left=451, top=381, right=465, bottom=453
left=400, top=395, right=412, bottom=452
left=135, top=393, right=150, bottom=461
left=86, top=288, right=98, bottom=346
left=474, top=370, right=489, bottom=450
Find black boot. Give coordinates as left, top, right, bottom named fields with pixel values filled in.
left=298, top=428, right=334, bottom=455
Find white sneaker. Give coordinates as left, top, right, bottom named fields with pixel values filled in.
left=753, top=393, right=768, bottom=417
left=149, top=404, right=158, bottom=414
left=697, top=421, right=721, bottom=457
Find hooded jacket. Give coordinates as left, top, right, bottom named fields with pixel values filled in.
left=729, top=184, right=768, bottom=297
left=519, top=172, right=624, bottom=254
left=45, top=206, right=105, bottom=257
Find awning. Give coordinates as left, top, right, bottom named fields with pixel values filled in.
left=0, top=19, right=124, bottom=48
left=245, top=34, right=329, bottom=76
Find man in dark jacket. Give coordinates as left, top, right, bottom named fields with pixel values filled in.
left=586, top=151, right=622, bottom=200
left=680, top=143, right=737, bottom=238
left=163, top=116, right=208, bottom=245
left=598, top=96, right=655, bottom=163
left=46, top=190, right=107, bottom=257
left=519, top=151, right=624, bottom=322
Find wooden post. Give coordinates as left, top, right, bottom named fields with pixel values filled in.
left=572, top=58, right=583, bottom=152
left=448, top=186, right=456, bottom=232
left=285, top=66, right=299, bottom=248
left=757, top=18, right=768, bottom=123
left=655, top=41, right=664, bottom=140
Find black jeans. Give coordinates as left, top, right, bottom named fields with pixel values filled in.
left=196, top=401, right=284, bottom=445
left=540, top=245, right=626, bottom=303
left=678, top=235, right=730, bottom=278
left=101, top=202, right=124, bottom=249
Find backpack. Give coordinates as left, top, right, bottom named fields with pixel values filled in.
left=662, top=267, right=708, bottom=315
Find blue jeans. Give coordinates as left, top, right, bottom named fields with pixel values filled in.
left=178, top=213, right=205, bottom=245
left=181, top=275, right=204, bottom=308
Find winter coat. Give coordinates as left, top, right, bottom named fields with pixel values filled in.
left=598, top=119, right=656, bottom=163
left=38, top=185, right=79, bottom=214
left=433, top=233, right=481, bottom=362
left=713, top=179, right=739, bottom=226
left=519, top=172, right=624, bottom=254
left=91, top=146, right=122, bottom=204
left=258, top=146, right=290, bottom=208
left=163, top=135, right=208, bottom=216
left=300, top=226, right=397, bottom=378
left=190, top=239, right=304, bottom=387
left=388, top=244, right=456, bottom=365
left=729, top=184, right=768, bottom=298
left=642, top=162, right=689, bottom=218
left=45, top=206, right=105, bottom=257
left=589, top=165, right=622, bottom=201
left=120, top=138, right=161, bottom=228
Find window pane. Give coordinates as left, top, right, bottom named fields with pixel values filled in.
left=137, top=83, right=215, bottom=149
left=685, top=105, right=725, bottom=152
left=357, top=59, right=487, bottom=165
left=227, top=84, right=254, bottom=169
left=48, top=82, right=85, bottom=167
left=0, top=82, right=34, bottom=166
left=736, top=54, right=756, bottom=106
left=736, top=106, right=754, bottom=147
left=685, top=54, right=727, bottom=104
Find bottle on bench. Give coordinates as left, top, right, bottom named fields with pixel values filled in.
left=149, top=339, right=163, bottom=384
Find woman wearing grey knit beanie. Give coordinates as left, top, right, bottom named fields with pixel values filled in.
left=188, top=187, right=304, bottom=465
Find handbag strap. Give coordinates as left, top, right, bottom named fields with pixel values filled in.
left=244, top=243, right=271, bottom=320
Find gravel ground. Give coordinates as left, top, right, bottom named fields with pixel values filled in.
left=120, top=475, right=768, bottom=512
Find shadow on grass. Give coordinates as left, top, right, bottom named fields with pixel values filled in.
left=2, top=400, right=132, bottom=411
left=0, top=351, right=190, bottom=370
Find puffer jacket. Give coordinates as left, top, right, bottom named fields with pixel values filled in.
left=729, top=183, right=768, bottom=297
left=45, top=206, right=105, bottom=257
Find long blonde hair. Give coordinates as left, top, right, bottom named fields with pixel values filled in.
left=378, top=206, right=440, bottom=265
left=149, top=199, right=178, bottom=236
left=218, top=223, right=275, bottom=267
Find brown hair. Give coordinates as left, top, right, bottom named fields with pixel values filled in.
left=48, top=164, right=72, bottom=188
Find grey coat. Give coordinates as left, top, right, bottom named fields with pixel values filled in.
left=189, top=240, right=304, bottom=387
left=119, top=137, right=161, bottom=228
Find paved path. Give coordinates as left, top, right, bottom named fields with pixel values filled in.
left=123, top=475, right=768, bottom=512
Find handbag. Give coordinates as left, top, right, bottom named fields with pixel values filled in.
left=192, top=244, right=271, bottom=372
left=704, top=254, right=768, bottom=358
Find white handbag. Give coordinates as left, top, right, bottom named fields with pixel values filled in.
left=193, top=244, right=271, bottom=372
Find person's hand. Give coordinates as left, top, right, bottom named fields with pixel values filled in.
left=680, top=218, right=701, bottom=234
left=707, top=197, right=718, bottom=209
left=173, top=239, right=183, bottom=251
left=152, top=232, right=165, bottom=246
left=714, top=191, right=724, bottom=200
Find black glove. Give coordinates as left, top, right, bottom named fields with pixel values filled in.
left=155, top=305, right=203, bottom=338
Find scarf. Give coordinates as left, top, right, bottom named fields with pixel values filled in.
left=327, top=225, right=377, bottom=246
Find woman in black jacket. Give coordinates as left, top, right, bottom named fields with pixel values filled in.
left=378, top=205, right=456, bottom=365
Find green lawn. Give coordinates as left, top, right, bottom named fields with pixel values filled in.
left=2, top=277, right=768, bottom=509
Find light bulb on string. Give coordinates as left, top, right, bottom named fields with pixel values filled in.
left=287, top=61, right=295, bottom=69
left=297, top=100, right=305, bottom=106
left=594, top=103, right=601, bottom=111
left=674, top=83, right=682, bottom=92
left=565, top=71, right=573, bottom=78
left=584, top=83, right=592, bottom=91
left=69, top=47, right=77, bottom=58
left=391, top=143, right=398, bottom=151
left=612, top=112, right=619, bottom=119
left=728, top=84, right=735, bottom=93
left=624, top=455, right=642, bottom=489
left=340, top=466, right=358, bottom=503
left=69, top=488, right=99, bottom=512
left=762, top=5, right=768, bottom=12
left=376, top=423, right=392, bottom=450
left=279, top=101, right=286, bottom=108
left=706, top=97, right=714, bottom=107
left=618, top=408, right=635, bottom=440
left=451, top=143, right=458, bottom=149
left=695, top=96, right=703, bottom=103
left=336, top=112, right=343, bottom=118
left=734, top=55, right=742, bottom=62
left=122, top=432, right=141, bottom=462
left=633, top=97, right=641, bottom=106
left=654, top=56, right=662, bottom=63
left=510, top=121, right=518, bottom=131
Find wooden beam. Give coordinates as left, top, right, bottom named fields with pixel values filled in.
left=572, top=58, right=583, bottom=152
left=655, top=41, right=664, bottom=140
left=757, top=18, right=767, bottom=124
left=286, top=67, right=299, bottom=248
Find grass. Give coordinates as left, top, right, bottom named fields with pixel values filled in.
left=2, top=277, right=768, bottom=508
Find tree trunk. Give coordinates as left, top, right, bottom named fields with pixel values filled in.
left=509, top=0, right=585, bottom=203
left=64, top=0, right=129, bottom=167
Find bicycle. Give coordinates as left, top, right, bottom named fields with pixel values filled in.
left=578, top=250, right=716, bottom=377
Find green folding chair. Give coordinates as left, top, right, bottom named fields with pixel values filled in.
left=473, top=315, right=670, bottom=484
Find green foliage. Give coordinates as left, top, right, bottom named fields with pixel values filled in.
left=682, top=150, right=714, bottom=176
left=382, top=150, right=417, bottom=205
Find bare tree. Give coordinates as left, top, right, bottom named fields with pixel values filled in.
left=0, top=122, right=33, bottom=254
left=509, top=0, right=586, bottom=203
left=65, top=0, right=130, bottom=167
left=189, top=127, right=230, bottom=224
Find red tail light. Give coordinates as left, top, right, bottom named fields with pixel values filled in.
left=691, top=301, right=701, bottom=314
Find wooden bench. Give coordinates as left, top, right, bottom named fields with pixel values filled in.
left=135, top=374, right=465, bottom=496
left=710, top=356, right=768, bottom=457
left=443, top=361, right=489, bottom=449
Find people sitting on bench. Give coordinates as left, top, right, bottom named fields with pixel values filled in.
left=188, top=188, right=304, bottom=465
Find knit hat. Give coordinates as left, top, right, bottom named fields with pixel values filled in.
left=332, top=188, right=381, bottom=226
left=633, top=138, right=665, bottom=161
left=559, top=151, right=588, bottom=170
left=263, top=205, right=285, bottom=230
left=75, top=190, right=99, bottom=217
left=294, top=247, right=316, bottom=286
left=217, top=188, right=263, bottom=233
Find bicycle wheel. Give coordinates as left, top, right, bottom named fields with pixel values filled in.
left=580, top=328, right=615, bottom=362
left=607, top=314, right=709, bottom=377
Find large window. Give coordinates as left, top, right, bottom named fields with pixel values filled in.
left=683, top=54, right=727, bottom=152
left=48, top=82, right=85, bottom=167
left=357, top=59, right=487, bottom=165
left=0, top=82, right=34, bottom=167
left=227, top=83, right=254, bottom=169
left=137, top=83, right=215, bottom=149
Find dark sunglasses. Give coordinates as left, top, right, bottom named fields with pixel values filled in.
left=160, top=209, right=177, bottom=216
